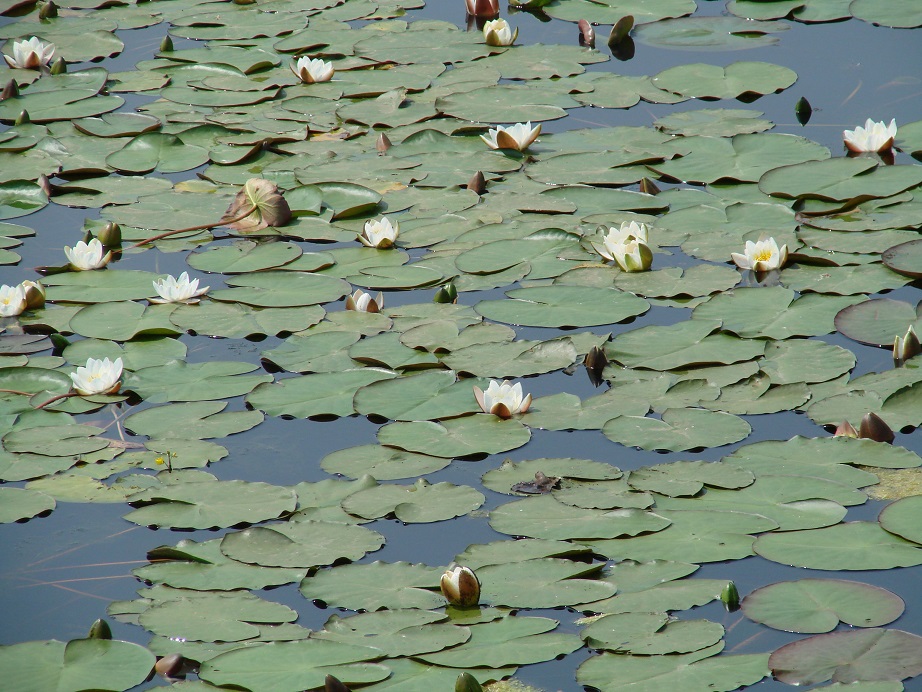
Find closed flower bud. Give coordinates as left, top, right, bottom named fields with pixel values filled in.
left=20, top=280, right=45, bottom=310
left=97, top=221, right=122, bottom=249
left=455, top=672, right=484, bottom=692
left=893, top=326, right=921, bottom=367
left=434, top=283, right=458, bottom=304
left=584, top=345, right=608, bottom=387
left=721, top=581, right=739, bottom=612
left=1, top=79, right=19, bottom=101
left=834, top=420, right=859, bottom=438
left=440, top=564, right=480, bottom=607
left=325, top=675, right=351, bottom=692
left=87, top=618, right=112, bottom=640
left=160, top=35, right=173, bottom=52
left=49, top=56, right=66, bottom=75
left=859, top=412, right=894, bottom=444
left=154, top=653, right=184, bottom=678
left=39, top=1, right=58, bottom=18
left=15, top=110, right=30, bottom=125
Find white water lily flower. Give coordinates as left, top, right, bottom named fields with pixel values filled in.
left=440, top=565, right=480, bottom=607
left=610, top=238, right=653, bottom=272
left=0, top=284, right=27, bottom=317
left=345, top=288, right=383, bottom=313
left=19, top=279, right=45, bottom=310
left=591, top=221, right=648, bottom=261
left=291, top=56, right=334, bottom=84
left=64, top=238, right=111, bottom=271
left=70, top=357, right=123, bottom=396
left=483, top=18, right=518, bottom=46
left=480, top=121, right=541, bottom=152
left=3, top=36, right=55, bottom=70
left=843, top=118, right=897, bottom=153
left=473, top=379, right=532, bottom=419
left=731, top=237, right=788, bottom=272
left=359, top=216, right=399, bottom=249
left=150, top=272, right=209, bottom=304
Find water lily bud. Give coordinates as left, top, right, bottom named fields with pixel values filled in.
left=49, top=57, right=66, bottom=75
left=893, top=326, right=921, bottom=367
left=376, top=132, right=391, bottom=154
left=794, top=96, right=812, bottom=126
left=39, top=0, right=58, bottom=18
left=434, top=283, right=458, bottom=304
left=160, top=35, right=173, bottom=52
left=21, top=280, right=45, bottom=310
left=36, top=174, right=52, bottom=197
left=87, top=618, right=112, bottom=639
left=234, top=0, right=256, bottom=5
left=441, top=564, right=480, bottom=607
left=154, top=653, right=184, bottom=678
left=721, top=581, right=740, bottom=612
left=465, top=0, right=499, bottom=18
left=49, top=332, right=70, bottom=354
left=859, top=412, right=894, bottom=444
left=834, top=420, right=859, bottom=438
left=15, top=110, right=30, bottom=125
left=455, top=672, right=484, bottom=692
left=639, top=177, right=661, bottom=195
left=584, top=345, right=608, bottom=387
left=467, top=171, right=486, bottom=195
left=1, top=79, right=19, bottom=101
left=97, top=221, right=122, bottom=249
left=325, top=675, right=351, bottom=692
left=578, top=19, right=595, bottom=48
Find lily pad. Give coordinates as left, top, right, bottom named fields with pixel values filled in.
left=741, top=579, right=905, bottom=633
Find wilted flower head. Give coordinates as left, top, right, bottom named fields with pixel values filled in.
left=480, top=122, right=541, bottom=152
left=345, top=288, right=383, bottom=313
left=465, top=0, right=499, bottom=17
left=359, top=217, right=398, bottom=249
left=0, top=284, right=27, bottom=317
left=483, top=18, right=517, bottom=46
left=291, top=56, right=334, bottom=84
left=3, top=37, right=55, bottom=70
left=440, top=564, right=480, bottom=607
left=843, top=118, right=897, bottom=153
left=70, top=357, right=123, bottom=396
left=473, top=379, right=531, bottom=418
left=731, top=237, right=788, bottom=272
left=64, top=238, right=111, bottom=271
left=150, top=272, right=209, bottom=304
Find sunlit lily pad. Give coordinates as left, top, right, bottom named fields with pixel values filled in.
left=341, top=478, right=485, bottom=523
left=603, top=408, right=751, bottom=452
left=0, top=486, right=55, bottom=523
left=378, top=416, right=531, bottom=457
left=652, top=61, right=797, bottom=99
left=300, top=561, right=445, bottom=611
left=741, top=579, right=905, bottom=633
left=582, top=611, right=725, bottom=655
left=475, top=285, right=649, bottom=328
left=834, top=299, right=922, bottom=347
left=248, top=368, right=397, bottom=418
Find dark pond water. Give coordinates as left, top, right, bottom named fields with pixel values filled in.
left=1, top=0, right=921, bottom=690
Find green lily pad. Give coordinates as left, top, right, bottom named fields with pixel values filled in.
left=603, top=408, right=751, bottom=452
left=769, top=629, right=922, bottom=686
left=124, top=401, right=263, bottom=440
left=879, top=495, right=922, bottom=545
left=219, top=520, right=384, bottom=568
left=741, top=579, right=905, bottom=634
left=0, top=486, right=55, bottom=523
left=313, top=609, right=470, bottom=658
left=124, top=361, right=271, bottom=403
left=478, top=559, right=616, bottom=608
left=475, top=285, right=649, bottom=328
left=0, top=639, right=155, bottom=692
left=247, top=368, right=396, bottom=418
left=652, top=61, right=797, bottom=99
left=341, top=478, right=485, bottom=523
left=320, top=444, right=451, bottom=480
left=581, top=611, right=725, bottom=655
left=300, top=561, right=445, bottom=611
left=834, top=299, right=922, bottom=347
left=378, top=415, right=531, bottom=457
left=754, top=522, right=922, bottom=570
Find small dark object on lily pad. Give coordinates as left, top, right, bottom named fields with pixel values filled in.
left=87, top=618, right=111, bottom=639
left=795, top=96, right=813, bottom=126
left=325, top=674, right=351, bottom=692
left=376, top=132, right=391, bottom=154
left=456, top=671, right=484, bottom=692
left=512, top=471, right=561, bottom=494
